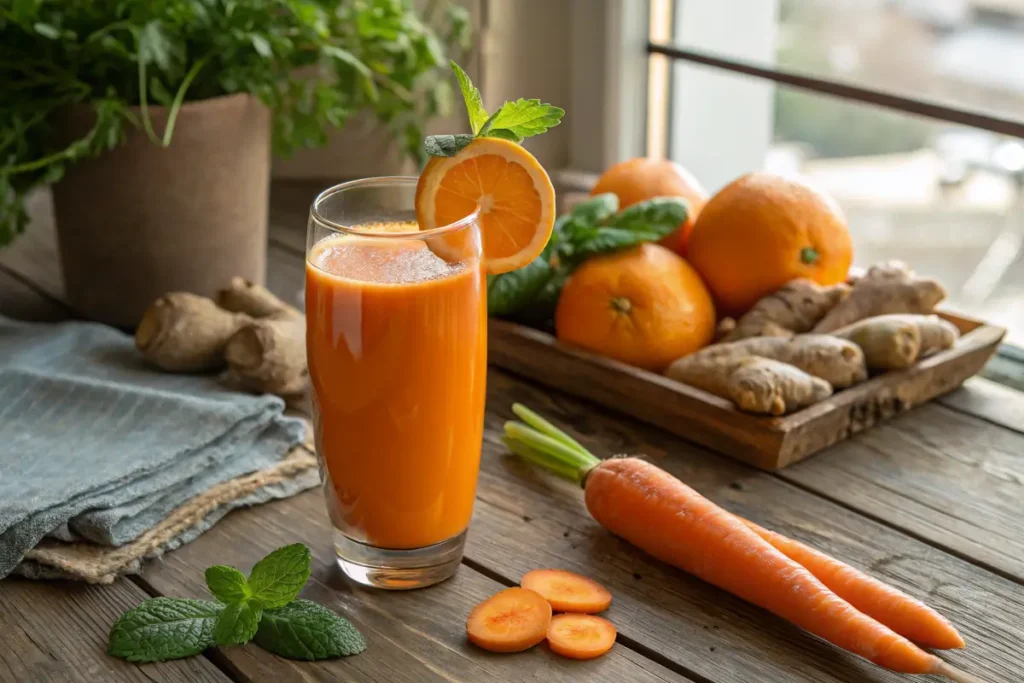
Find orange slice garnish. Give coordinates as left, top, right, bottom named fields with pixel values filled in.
left=415, top=137, right=556, bottom=274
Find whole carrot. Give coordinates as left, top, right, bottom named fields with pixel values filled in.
left=740, top=519, right=965, bottom=650
left=503, top=404, right=982, bottom=683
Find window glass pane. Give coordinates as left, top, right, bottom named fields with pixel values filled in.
left=667, top=65, right=1024, bottom=342
left=669, top=0, right=1024, bottom=122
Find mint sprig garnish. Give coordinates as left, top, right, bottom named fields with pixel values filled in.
left=255, top=600, right=367, bottom=660
left=424, top=61, right=565, bottom=157
left=108, top=598, right=222, bottom=662
left=108, top=543, right=364, bottom=664
left=247, top=543, right=311, bottom=609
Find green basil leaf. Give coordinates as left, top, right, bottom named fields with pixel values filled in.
left=108, top=598, right=222, bottom=663
left=574, top=227, right=663, bottom=259
left=488, top=257, right=553, bottom=316
left=570, top=193, right=619, bottom=225
left=605, top=197, right=688, bottom=236
left=254, top=599, right=366, bottom=660
left=484, top=128, right=523, bottom=143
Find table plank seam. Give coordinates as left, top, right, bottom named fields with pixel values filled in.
left=768, top=471, right=1024, bottom=588
left=127, top=574, right=249, bottom=683
left=460, top=556, right=715, bottom=683
left=935, top=399, right=1024, bottom=437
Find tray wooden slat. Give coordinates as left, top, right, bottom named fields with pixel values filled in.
left=488, top=313, right=1005, bottom=469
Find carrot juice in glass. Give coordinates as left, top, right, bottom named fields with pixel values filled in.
left=305, top=178, right=486, bottom=589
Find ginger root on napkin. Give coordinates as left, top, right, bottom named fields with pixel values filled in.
left=135, top=277, right=307, bottom=397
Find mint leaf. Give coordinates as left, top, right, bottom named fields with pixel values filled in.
left=485, top=98, right=564, bottom=140
left=570, top=193, right=619, bottom=225
left=108, top=598, right=222, bottom=662
left=254, top=600, right=366, bottom=660
left=205, top=565, right=251, bottom=604
left=605, top=197, right=688, bottom=235
left=213, top=600, right=263, bottom=646
left=424, top=134, right=473, bottom=157
left=247, top=543, right=311, bottom=609
left=451, top=61, right=489, bottom=135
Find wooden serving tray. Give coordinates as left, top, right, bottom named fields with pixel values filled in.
left=488, top=312, right=1005, bottom=469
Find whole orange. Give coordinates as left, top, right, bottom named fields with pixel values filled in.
left=685, top=173, right=853, bottom=316
left=591, top=158, right=708, bottom=256
left=554, top=243, right=715, bottom=371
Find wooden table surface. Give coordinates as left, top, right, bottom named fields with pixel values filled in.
left=2, top=183, right=1022, bottom=683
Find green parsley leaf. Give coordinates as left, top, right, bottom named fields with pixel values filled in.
left=205, top=565, right=251, bottom=604
left=108, top=598, right=222, bottom=663
left=254, top=600, right=366, bottom=660
left=485, top=98, right=564, bottom=140
left=213, top=600, right=263, bottom=646
left=484, top=128, right=524, bottom=142
left=247, top=543, right=311, bottom=609
left=424, top=134, right=473, bottom=157
left=450, top=61, right=489, bottom=134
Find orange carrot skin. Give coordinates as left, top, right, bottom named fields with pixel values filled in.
left=584, top=458, right=939, bottom=674
left=743, top=520, right=964, bottom=650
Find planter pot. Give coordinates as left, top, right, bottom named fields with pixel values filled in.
left=52, top=93, right=270, bottom=327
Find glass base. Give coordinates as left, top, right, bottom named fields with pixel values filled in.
left=333, top=528, right=466, bottom=590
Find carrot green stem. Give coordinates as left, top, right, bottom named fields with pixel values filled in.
left=501, top=436, right=584, bottom=483
left=502, top=406, right=601, bottom=483
left=511, top=403, right=592, bottom=457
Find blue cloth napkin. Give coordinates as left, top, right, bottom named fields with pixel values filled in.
left=0, top=315, right=308, bottom=578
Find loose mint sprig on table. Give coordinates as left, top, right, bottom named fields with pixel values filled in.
left=108, top=543, right=365, bottom=663
left=424, top=61, right=565, bottom=158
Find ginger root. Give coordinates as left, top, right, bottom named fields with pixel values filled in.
left=136, top=278, right=307, bottom=397
left=666, top=334, right=866, bottom=390
left=812, top=261, right=946, bottom=333
left=832, top=314, right=959, bottom=371
left=135, top=293, right=251, bottom=372
left=722, top=279, right=850, bottom=342
left=729, top=357, right=833, bottom=415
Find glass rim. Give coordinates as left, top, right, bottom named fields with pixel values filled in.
left=309, top=176, right=481, bottom=239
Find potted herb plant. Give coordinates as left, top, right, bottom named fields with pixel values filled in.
left=0, top=0, right=470, bottom=326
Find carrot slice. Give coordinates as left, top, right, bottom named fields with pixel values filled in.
left=546, top=613, right=617, bottom=660
left=520, top=569, right=613, bottom=613
left=466, top=587, right=552, bottom=653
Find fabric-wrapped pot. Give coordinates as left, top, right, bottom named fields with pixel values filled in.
left=51, top=93, right=270, bottom=327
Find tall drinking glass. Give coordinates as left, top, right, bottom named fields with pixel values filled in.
left=305, top=178, right=486, bottom=589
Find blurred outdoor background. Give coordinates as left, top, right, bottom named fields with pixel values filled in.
left=274, top=0, right=1023, bottom=344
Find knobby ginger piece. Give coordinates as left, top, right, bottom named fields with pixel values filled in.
left=812, top=261, right=946, bottom=333
left=728, top=357, right=833, bottom=415
left=666, top=334, right=866, bottom=390
left=217, top=278, right=307, bottom=396
left=722, top=279, right=850, bottom=342
left=833, top=314, right=958, bottom=371
left=135, top=293, right=251, bottom=372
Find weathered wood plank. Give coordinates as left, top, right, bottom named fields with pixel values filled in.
left=781, top=402, right=1024, bottom=582
left=138, top=492, right=693, bottom=683
left=938, top=377, right=1024, bottom=435
left=0, top=578, right=230, bottom=683
left=0, top=267, right=69, bottom=322
left=471, top=371, right=1022, bottom=683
